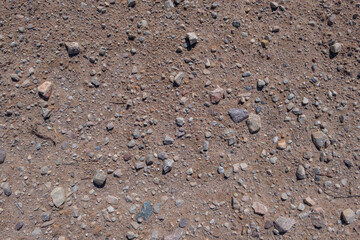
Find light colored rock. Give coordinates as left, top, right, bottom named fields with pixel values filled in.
left=342, top=208, right=356, bottom=224
left=38, top=81, right=53, bottom=99
left=164, top=228, right=183, bottom=240
left=304, top=197, right=316, bottom=206
left=209, top=87, right=224, bottom=104
left=186, top=32, right=198, bottom=45
left=274, top=216, right=296, bottom=234
left=277, top=139, right=286, bottom=150
left=296, top=165, right=306, bottom=180
left=252, top=201, right=268, bottom=215
left=51, top=187, right=65, bottom=207
left=330, top=43, right=342, bottom=54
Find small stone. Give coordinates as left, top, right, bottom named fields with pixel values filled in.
left=311, top=131, right=328, bottom=150
left=228, top=108, right=249, bottom=123
left=127, top=0, right=136, bottom=7
left=15, top=222, right=24, bottom=231
left=311, top=207, right=326, bottom=229
left=136, top=202, right=152, bottom=221
left=145, top=154, right=154, bottom=166
left=304, top=197, right=316, bottom=206
left=296, top=165, right=306, bottom=180
left=93, top=170, right=107, bottom=188
left=242, top=71, right=251, bottom=77
left=232, top=197, right=240, bottom=210
left=264, top=220, right=273, bottom=229
left=330, top=43, right=342, bottom=54
left=270, top=2, right=279, bottom=11
left=164, top=228, right=183, bottom=240
left=246, top=114, right=261, bottom=134
left=186, top=32, right=198, bottom=45
left=1, top=182, right=11, bottom=196
left=38, top=81, right=53, bottom=100
left=342, top=209, right=356, bottom=224
left=175, top=117, right=185, bottom=127
left=281, top=193, right=288, bottom=201
left=90, top=77, right=100, bottom=87
left=106, top=122, right=114, bottom=131
left=11, top=73, right=20, bottom=82
left=51, top=187, right=65, bottom=207
left=113, top=169, right=122, bottom=178
left=65, top=42, right=80, bottom=56
left=179, top=218, right=188, bottom=228
left=163, top=159, right=174, bottom=174
left=41, top=211, right=51, bottom=222
left=274, top=217, right=296, bottom=234
left=298, top=203, right=305, bottom=211
left=174, top=72, right=184, bottom=86
left=163, top=135, right=174, bottom=145
left=0, top=148, right=6, bottom=164
left=209, top=87, right=224, bottom=104
left=252, top=202, right=268, bottom=215
left=277, top=139, right=286, bottom=150
left=135, top=162, right=145, bottom=170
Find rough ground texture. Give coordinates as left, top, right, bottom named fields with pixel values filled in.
left=0, top=0, right=360, bottom=239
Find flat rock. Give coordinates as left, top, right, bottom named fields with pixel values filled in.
left=164, top=228, right=183, bottom=240
left=274, top=216, right=296, bottom=234
left=136, top=201, right=152, bottom=221
left=51, top=187, right=65, bottom=207
left=228, top=108, right=249, bottom=123
left=252, top=201, right=268, bottom=215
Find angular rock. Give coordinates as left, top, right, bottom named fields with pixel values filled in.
left=163, top=135, right=174, bottom=145
left=93, top=170, right=107, bottom=188
left=228, top=108, right=249, bottom=123
left=330, top=43, right=342, bottom=54
left=311, top=207, right=326, bottom=229
left=1, top=182, right=11, bottom=196
left=277, top=139, right=286, bottom=150
left=136, top=201, right=152, bottom=221
left=209, top=87, right=224, bottom=104
left=65, top=42, right=80, bottom=56
left=38, top=81, right=53, bottom=100
left=311, top=131, right=328, bottom=150
left=186, top=32, right=198, bottom=45
left=51, top=187, right=65, bottom=207
left=246, top=114, right=261, bottom=134
left=163, top=159, right=174, bottom=174
left=0, top=147, right=6, bottom=164
left=252, top=201, right=268, bottom=215
left=274, top=216, right=296, bottom=234
left=341, top=208, right=355, bottom=224
left=174, top=72, right=184, bottom=86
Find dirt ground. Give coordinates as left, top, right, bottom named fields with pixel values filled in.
left=0, top=0, right=360, bottom=239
